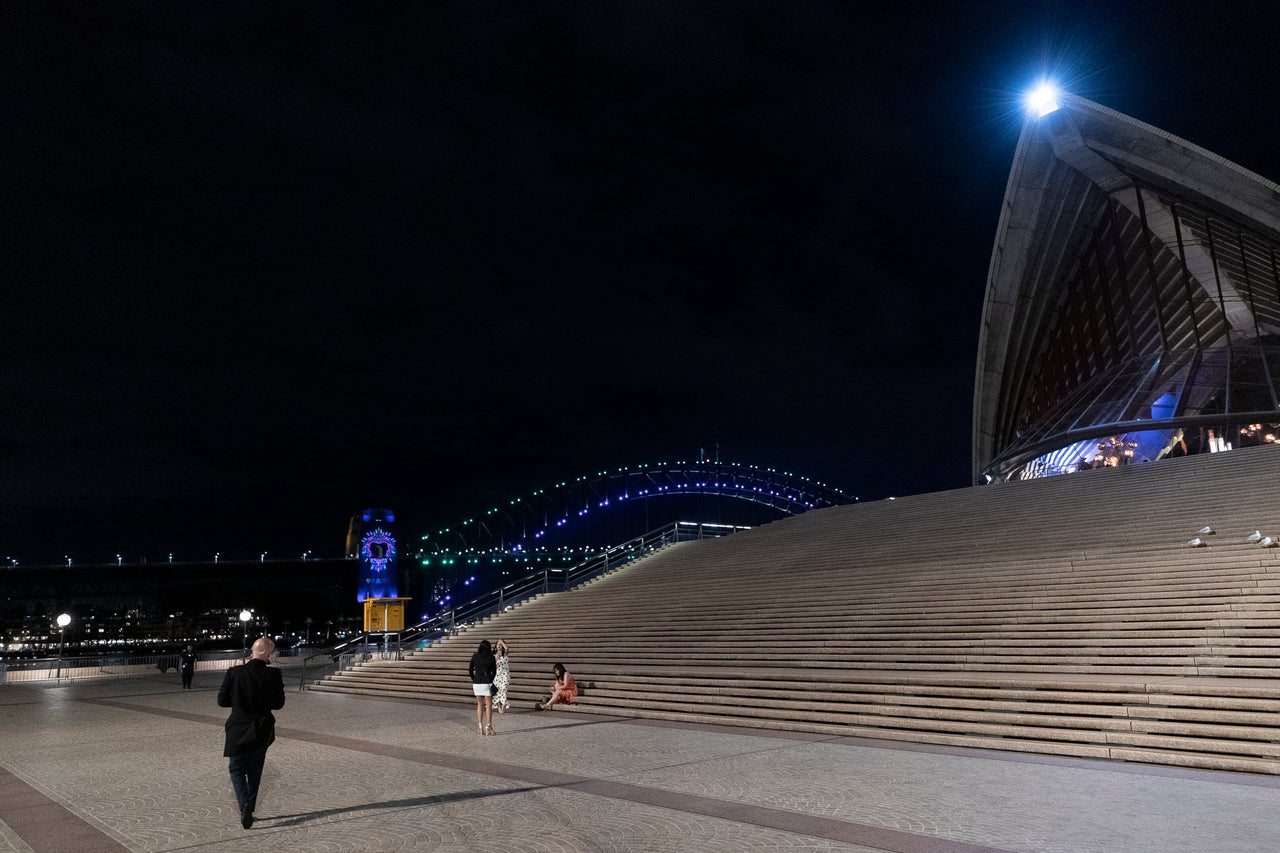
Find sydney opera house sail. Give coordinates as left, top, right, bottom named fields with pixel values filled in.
left=973, top=93, right=1280, bottom=483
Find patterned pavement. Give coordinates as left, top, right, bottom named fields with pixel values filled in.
left=1, top=670, right=1278, bottom=853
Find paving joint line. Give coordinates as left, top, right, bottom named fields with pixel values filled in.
left=86, top=697, right=1019, bottom=853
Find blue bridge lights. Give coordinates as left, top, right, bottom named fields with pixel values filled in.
left=418, top=459, right=853, bottom=559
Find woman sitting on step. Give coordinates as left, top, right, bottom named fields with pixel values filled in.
left=539, top=662, right=578, bottom=710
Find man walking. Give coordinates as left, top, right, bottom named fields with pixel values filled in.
left=217, top=636, right=285, bottom=829
left=180, top=644, right=196, bottom=689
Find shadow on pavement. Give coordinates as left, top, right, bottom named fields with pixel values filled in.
left=265, top=785, right=546, bottom=827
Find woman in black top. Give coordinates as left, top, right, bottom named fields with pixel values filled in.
left=468, top=639, right=497, bottom=735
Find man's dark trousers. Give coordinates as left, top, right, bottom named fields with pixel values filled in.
left=228, top=744, right=269, bottom=812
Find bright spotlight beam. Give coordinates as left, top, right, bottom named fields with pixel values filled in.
left=1027, top=83, right=1061, bottom=117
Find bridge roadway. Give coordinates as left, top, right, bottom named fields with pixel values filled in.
left=2, top=667, right=1278, bottom=853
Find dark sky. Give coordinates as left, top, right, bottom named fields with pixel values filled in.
left=4, top=1, right=1278, bottom=564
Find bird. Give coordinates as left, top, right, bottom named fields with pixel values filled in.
left=1197, top=526, right=1215, bottom=535
left=1187, top=537, right=1206, bottom=547
left=1260, top=537, right=1276, bottom=548
left=1247, top=530, right=1263, bottom=543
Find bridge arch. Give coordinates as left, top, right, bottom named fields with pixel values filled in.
left=419, top=460, right=854, bottom=557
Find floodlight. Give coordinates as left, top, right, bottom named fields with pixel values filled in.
left=1027, top=83, right=1061, bottom=117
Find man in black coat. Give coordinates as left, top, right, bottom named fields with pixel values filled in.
left=217, top=636, right=285, bottom=829
left=179, top=645, right=196, bottom=689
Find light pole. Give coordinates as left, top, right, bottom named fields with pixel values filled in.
left=239, top=609, right=252, bottom=654
left=56, top=613, right=71, bottom=679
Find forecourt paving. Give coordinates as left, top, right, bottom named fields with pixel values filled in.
left=1, top=670, right=1278, bottom=853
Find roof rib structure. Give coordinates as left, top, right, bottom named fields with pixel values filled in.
left=973, top=94, right=1280, bottom=483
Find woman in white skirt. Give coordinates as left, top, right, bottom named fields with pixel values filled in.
left=468, top=640, right=497, bottom=735
left=493, top=639, right=511, bottom=714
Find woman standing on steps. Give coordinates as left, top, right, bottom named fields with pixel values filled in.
left=493, top=639, right=511, bottom=714
left=469, top=639, right=497, bottom=735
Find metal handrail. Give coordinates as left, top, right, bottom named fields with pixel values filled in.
left=402, top=520, right=747, bottom=641
left=302, top=520, right=747, bottom=688
left=0, top=650, right=249, bottom=686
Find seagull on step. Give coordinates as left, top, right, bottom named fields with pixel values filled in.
left=1261, top=537, right=1277, bottom=548
left=1247, top=530, right=1263, bottom=543
left=1187, top=537, right=1206, bottom=547
left=1197, top=526, right=1214, bottom=535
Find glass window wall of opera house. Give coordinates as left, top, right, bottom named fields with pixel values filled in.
left=973, top=89, right=1280, bottom=483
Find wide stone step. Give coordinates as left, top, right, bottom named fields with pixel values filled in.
left=310, top=445, right=1280, bottom=775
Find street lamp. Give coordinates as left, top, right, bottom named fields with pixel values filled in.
left=239, top=609, right=252, bottom=653
left=56, top=613, right=71, bottom=679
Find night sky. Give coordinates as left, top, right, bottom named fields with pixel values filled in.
left=4, top=2, right=1278, bottom=565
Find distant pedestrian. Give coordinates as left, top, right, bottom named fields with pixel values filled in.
left=493, top=639, right=511, bottom=714
left=469, top=639, right=497, bottom=735
left=217, top=637, right=285, bottom=829
left=180, top=645, right=196, bottom=689
left=539, top=662, right=577, bottom=710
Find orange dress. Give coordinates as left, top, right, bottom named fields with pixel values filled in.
left=552, top=675, right=578, bottom=705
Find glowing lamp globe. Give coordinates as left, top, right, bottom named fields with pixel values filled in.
left=1027, top=83, right=1061, bottom=117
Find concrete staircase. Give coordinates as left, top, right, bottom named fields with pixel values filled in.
left=312, top=443, right=1280, bottom=774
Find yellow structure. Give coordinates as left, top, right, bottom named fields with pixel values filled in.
left=362, top=597, right=411, bottom=632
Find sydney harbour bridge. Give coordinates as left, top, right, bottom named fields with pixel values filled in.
left=4, top=460, right=853, bottom=645
left=403, top=460, right=854, bottom=619
left=422, top=460, right=851, bottom=553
